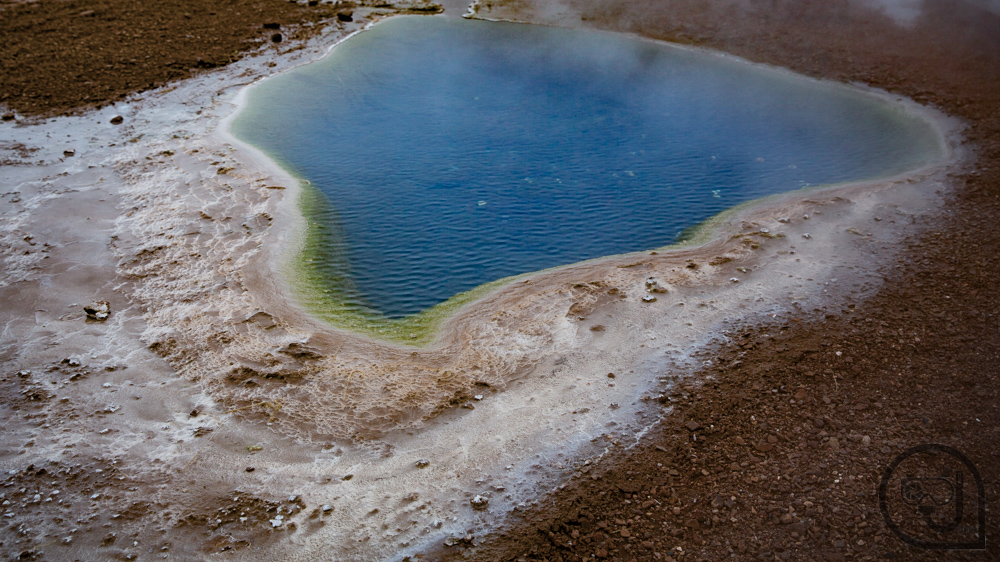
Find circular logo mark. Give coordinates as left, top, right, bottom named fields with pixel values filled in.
left=878, top=444, right=986, bottom=550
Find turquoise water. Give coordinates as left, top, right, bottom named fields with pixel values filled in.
left=232, top=16, right=941, bottom=319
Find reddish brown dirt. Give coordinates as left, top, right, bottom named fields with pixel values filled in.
left=429, top=1, right=1000, bottom=560
left=0, top=0, right=351, bottom=117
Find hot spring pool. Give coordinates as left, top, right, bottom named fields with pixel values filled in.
left=231, top=15, right=941, bottom=329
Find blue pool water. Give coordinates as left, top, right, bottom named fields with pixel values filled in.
left=232, top=16, right=941, bottom=318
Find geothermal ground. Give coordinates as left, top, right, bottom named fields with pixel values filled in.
left=0, top=0, right=997, bottom=561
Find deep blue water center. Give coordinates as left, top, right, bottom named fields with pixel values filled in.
left=233, top=16, right=939, bottom=318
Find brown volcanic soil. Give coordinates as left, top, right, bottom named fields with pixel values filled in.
left=0, top=0, right=360, bottom=118
left=431, top=1, right=1000, bottom=561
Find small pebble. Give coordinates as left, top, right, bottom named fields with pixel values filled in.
left=470, top=495, right=489, bottom=510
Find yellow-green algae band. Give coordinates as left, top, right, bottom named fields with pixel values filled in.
left=290, top=180, right=529, bottom=346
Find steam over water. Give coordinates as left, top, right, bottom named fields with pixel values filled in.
left=232, top=16, right=941, bottom=318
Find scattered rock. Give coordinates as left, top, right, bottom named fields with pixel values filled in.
left=263, top=22, right=281, bottom=29
left=245, top=311, right=276, bottom=329
left=110, top=115, right=124, bottom=125
left=444, top=535, right=473, bottom=547
left=470, top=495, right=489, bottom=510
left=84, top=301, right=110, bottom=321
left=245, top=467, right=255, bottom=472
left=685, top=420, right=701, bottom=431
left=415, top=459, right=430, bottom=469
left=645, top=277, right=669, bottom=293
left=63, top=149, right=75, bottom=157
left=642, top=295, right=657, bottom=303
left=1, top=113, right=14, bottom=121
left=271, top=33, right=283, bottom=43
left=337, top=11, right=353, bottom=22
left=278, top=342, right=322, bottom=360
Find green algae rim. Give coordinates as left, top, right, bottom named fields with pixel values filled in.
left=287, top=179, right=530, bottom=346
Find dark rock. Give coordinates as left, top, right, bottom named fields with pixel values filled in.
left=337, top=11, right=354, bottom=22
left=1, top=113, right=14, bottom=121
left=263, top=22, right=281, bottom=29
left=84, top=301, right=110, bottom=321
left=110, top=115, right=123, bottom=125
left=63, top=149, right=75, bottom=157
left=271, top=33, right=283, bottom=43
left=443, top=535, right=474, bottom=548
